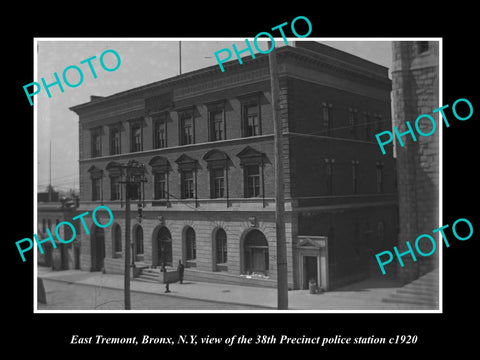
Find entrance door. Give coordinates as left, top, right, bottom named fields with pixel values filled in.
left=303, top=256, right=318, bottom=289
left=156, top=227, right=172, bottom=267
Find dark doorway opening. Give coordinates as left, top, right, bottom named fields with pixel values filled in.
left=303, top=256, right=318, bottom=290
left=156, top=227, right=172, bottom=267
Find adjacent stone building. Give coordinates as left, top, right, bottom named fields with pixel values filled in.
left=37, top=196, right=81, bottom=270
left=70, top=41, right=397, bottom=290
left=391, top=41, right=440, bottom=283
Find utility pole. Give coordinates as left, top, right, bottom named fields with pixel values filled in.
left=114, top=160, right=146, bottom=310
left=124, top=184, right=131, bottom=309
left=269, top=46, right=289, bottom=310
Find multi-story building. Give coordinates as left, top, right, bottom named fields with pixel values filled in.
left=70, top=41, right=397, bottom=290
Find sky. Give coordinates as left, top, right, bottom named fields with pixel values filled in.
left=35, top=39, right=392, bottom=193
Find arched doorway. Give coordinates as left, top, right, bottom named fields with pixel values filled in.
left=243, top=229, right=269, bottom=275
left=153, top=227, right=172, bottom=267
left=91, top=226, right=105, bottom=271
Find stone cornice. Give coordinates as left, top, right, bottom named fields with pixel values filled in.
left=70, top=45, right=391, bottom=118
left=277, top=49, right=391, bottom=91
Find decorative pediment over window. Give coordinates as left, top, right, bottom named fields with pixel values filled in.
left=295, top=236, right=328, bottom=249
left=88, top=165, right=103, bottom=179
left=175, top=154, right=198, bottom=171
left=236, top=146, right=264, bottom=166
left=105, top=161, right=123, bottom=177
left=203, top=149, right=229, bottom=169
left=149, top=156, right=170, bottom=173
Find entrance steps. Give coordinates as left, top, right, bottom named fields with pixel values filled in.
left=132, top=265, right=279, bottom=288
left=382, top=268, right=439, bottom=308
left=135, top=267, right=161, bottom=283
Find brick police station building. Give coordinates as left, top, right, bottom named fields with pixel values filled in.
left=70, top=41, right=397, bottom=290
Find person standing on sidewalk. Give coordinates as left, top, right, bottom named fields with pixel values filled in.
left=161, top=263, right=170, bottom=293
left=177, top=260, right=185, bottom=284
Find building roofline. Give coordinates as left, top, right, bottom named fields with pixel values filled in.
left=69, top=42, right=390, bottom=115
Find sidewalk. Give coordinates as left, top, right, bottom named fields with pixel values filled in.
left=37, top=267, right=436, bottom=311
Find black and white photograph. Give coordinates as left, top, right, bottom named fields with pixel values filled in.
left=7, top=8, right=478, bottom=356
left=34, top=39, right=440, bottom=312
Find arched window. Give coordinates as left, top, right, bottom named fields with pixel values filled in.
left=244, top=229, right=269, bottom=275
left=186, top=227, right=196, bottom=262
left=134, top=226, right=144, bottom=260
left=112, top=224, right=122, bottom=258
left=216, top=228, right=227, bottom=264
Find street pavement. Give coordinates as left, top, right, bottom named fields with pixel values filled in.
left=38, top=280, right=270, bottom=310
left=36, top=267, right=437, bottom=311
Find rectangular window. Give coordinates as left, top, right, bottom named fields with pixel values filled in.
left=243, top=104, right=260, bottom=137
left=352, top=162, right=359, bottom=195
left=364, top=112, right=371, bottom=141
left=92, top=178, right=101, bottom=201
left=110, top=126, right=121, bottom=155
left=110, top=176, right=121, bottom=200
left=349, top=108, right=358, bottom=139
left=209, top=110, right=224, bottom=141
left=181, top=113, right=194, bottom=145
left=91, top=130, right=102, bottom=158
left=245, top=165, right=260, bottom=198
left=323, top=105, right=333, bottom=136
left=326, top=161, right=333, bottom=195
left=211, top=168, right=225, bottom=198
left=181, top=170, right=195, bottom=199
left=131, top=124, right=142, bottom=152
left=154, top=172, right=167, bottom=200
left=153, top=118, right=167, bottom=149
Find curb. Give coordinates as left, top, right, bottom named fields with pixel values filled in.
left=40, top=276, right=277, bottom=310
